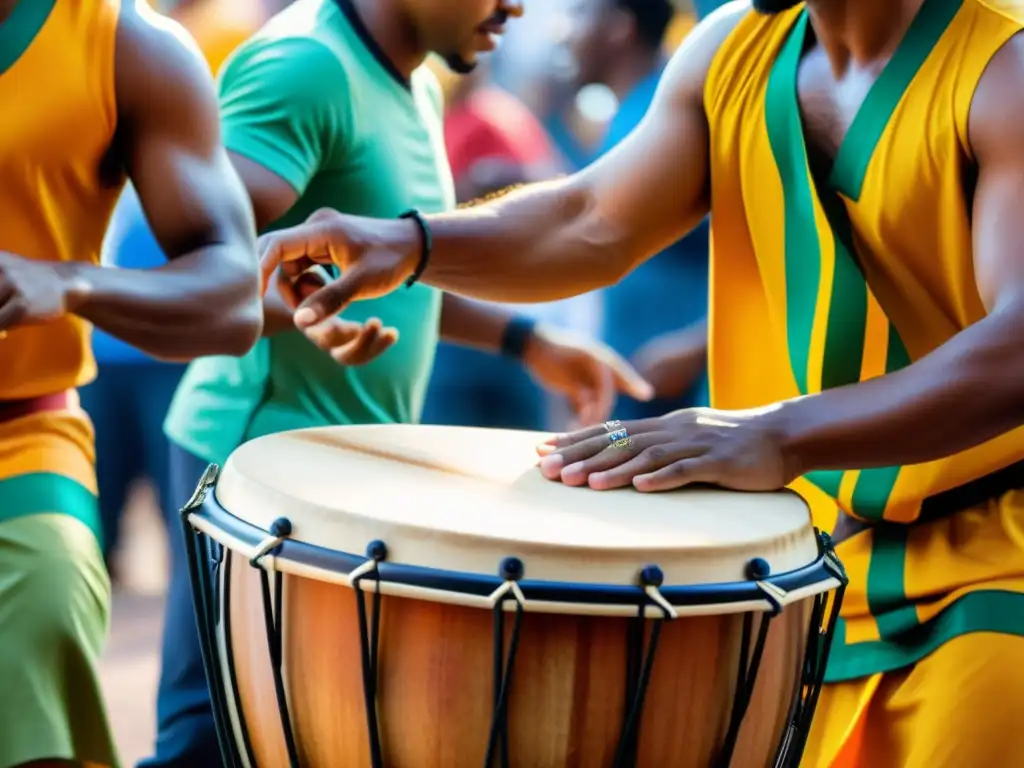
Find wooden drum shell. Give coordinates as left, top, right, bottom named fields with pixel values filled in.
left=223, top=554, right=811, bottom=768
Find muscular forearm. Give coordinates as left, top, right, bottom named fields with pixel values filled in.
left=771, top=307, right=1024, bottom=474
left=439, top=293, right=516, bottom=353
left=65, top=247, right=262, bottom=361
left=414, top=177, right=631, bottom=303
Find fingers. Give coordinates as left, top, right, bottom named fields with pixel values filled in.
left=538, top=428, right=671, bottom=481
left=277, top=266, right=328, bottom=310
left=604, top=350, right=655, bottom=402
left=575, top=367, right=615, bottom=426
left=588, top=443, right=706, bottom=491
left=633, top=457, right=721, bottom=493
left=293, top=264, right=381, bottom=330
left=537, top=417, right=662, bottom=454
left=303, top=317, right=398, bottom=366
left=258, top=213, right=345, bottom=294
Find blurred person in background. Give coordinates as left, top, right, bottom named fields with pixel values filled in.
left=145, top=1, right=652, bottom=764
left=422, top=58, right=570, bottom=430
left=567, top=0, right=712, bottom=418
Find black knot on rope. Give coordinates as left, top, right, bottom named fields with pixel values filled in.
left=639, top=564, right=664, bottom=588
left=746, top=557, right=771, bottom=581
left=820, top=531, right=835, bottom=550
left=499, top=556, right=525, bottom=581
left=365, top=539, right=388, bottom=562
left=269, top=517, right=292, bottom=538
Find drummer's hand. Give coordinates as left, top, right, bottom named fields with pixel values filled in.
left=277, top=264, right=398, bottom=366
left=258, top=208, right=421, bottom=330
left=523, top=326, right=654, bottom=427
left=535, top=407, right=799, bottom=492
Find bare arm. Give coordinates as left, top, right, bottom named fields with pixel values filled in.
left=769, top=35, right=1024, bottom=473
left=258, top=5, right=745, bottom=319
left=412, top=13, right=734, bottom=303
left=63, top=6, right=262, bottom=360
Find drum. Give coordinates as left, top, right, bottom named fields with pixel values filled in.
left=181, top=425, right=847, bottom=768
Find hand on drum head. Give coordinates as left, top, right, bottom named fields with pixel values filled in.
left=278, top=261, right=398, bottom=366
left=535, top=406, right=801, bottom=493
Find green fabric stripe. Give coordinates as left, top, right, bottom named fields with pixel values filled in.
left=849, top=329, right=912, bottom=522
left=819, top=193, right=868, bottom=390
left=827, top=0, right=964, bottom=199
left=825, top=591, right=1024, bottom=682
left=764, top=11, right=818, bottom=395
left=0, top=473, right=103, bottom=546
left=0, top=0, right=57, bottom=76
left=805, top=470, right=843, bottom=499
left=865, top=526, right=918, bottom=639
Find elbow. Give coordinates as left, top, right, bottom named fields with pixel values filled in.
left=214, top=299, right=265, bottom=356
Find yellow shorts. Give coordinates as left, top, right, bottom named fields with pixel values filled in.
left=802, top=631, right=1024, bottom=767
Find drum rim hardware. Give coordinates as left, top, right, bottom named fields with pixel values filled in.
left=182, top=464, right=849, bottom=768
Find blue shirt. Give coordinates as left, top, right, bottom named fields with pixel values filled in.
left=598, top=67, right=710, bottom=406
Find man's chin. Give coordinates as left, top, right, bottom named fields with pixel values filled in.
left=443, top=52, right=477, bottom=75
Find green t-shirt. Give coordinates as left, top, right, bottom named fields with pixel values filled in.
left=164, top=0, right=455, bottom=465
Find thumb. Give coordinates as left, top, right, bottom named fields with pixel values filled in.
left=293, top=269, right=366, bottom=329
left=606, top=350, right=655, bottom=402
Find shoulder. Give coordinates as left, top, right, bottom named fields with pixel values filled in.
left=656, top=1, right=752, bottom=108
left=221, top=33, right=350, bottom=102
left=968, top=30, right=1024, bottom=164
left=114, top=2, right=218, bottom=125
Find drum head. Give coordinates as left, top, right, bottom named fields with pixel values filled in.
left=214, top=425, right=818, bottom=586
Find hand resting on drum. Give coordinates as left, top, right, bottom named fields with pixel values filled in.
left=536, top=406, right=799, bottom=493
left=275, top=263, right=398, bottom=366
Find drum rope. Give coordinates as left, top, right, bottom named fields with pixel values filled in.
left=251, top=517, right=302, bottom=768
left=715, top=557, right=785, bottom=767
left=350, top=540, right=389, bottom=768
left=484, top=558, right=528, bottom=768
left=613, top=565, right=675, bottom=768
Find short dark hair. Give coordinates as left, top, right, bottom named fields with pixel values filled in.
left=615, top=0, right=675, bottom=50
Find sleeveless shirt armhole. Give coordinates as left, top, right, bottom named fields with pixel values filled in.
left=90, top=0, right=122, bottom=142
left=951, top=3, right=1024, bottom=163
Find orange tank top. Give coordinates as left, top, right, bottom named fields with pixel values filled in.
left=0, top=0, right=124, bottom=400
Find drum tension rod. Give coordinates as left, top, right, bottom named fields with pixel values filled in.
left=613, top=565, right=676, bottom=768
left=351, top=539, right=389, bottom=768
left=484, top=556, right=527, bottom=768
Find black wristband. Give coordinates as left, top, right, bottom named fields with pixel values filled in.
left=399, top=209, right=432, bottom=289
left=500, top=316, right=538, bottom=359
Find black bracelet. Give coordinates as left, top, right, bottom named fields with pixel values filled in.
left=399, top=209, right=432, bottom=288
left=500, top=316, right=538, bottom=359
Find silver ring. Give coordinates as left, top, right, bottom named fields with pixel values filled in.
left=607, top=428, right=629, bottom=444
left=603, top=420, right=624, bottom=432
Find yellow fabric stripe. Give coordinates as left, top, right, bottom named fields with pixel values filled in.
left=859, top=294, right=890, bottom=382
left=806, top=165, right=835, bottom=396
left=0, top=410, right=96, bottom=492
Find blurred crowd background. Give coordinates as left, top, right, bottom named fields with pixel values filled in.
left=94, top=0, right=726, bottom=760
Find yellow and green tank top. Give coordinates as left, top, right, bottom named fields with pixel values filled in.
left=705, top=0, right=1024, bottom=681
left=0, top=0, right=124, bottom=400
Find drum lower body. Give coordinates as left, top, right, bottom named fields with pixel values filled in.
left=228, top=565, right=810, bottom=767
left=182, top=471, right=845, bottom=768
